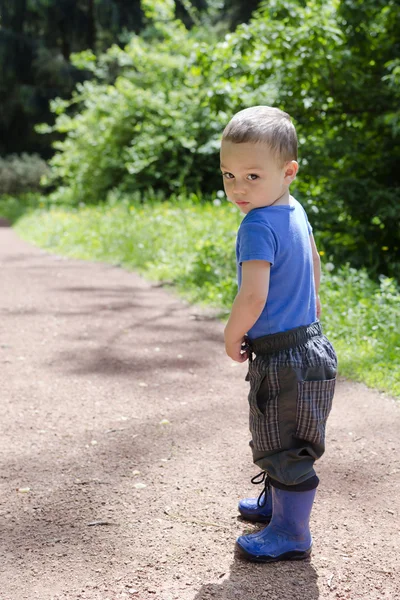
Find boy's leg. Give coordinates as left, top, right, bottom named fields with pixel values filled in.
left=247, top=325, right=337, bottom=489
left=236, top=324, right=337, bottom=559
left=238, top=361, right=326, bottom=522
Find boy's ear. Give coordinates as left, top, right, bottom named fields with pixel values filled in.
left=284, top=160, right=299, bottom=183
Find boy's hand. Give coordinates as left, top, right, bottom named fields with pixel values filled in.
left=225, top=336, right=248, bottom=363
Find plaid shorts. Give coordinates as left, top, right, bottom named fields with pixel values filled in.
left=245, top=321, right=337, bottom=464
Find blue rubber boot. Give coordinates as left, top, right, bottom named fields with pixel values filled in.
left=238, top=471, right=272, bottom=523
left=236, top=485, right=316, bottom=562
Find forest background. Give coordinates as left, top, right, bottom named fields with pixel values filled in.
left=0, top=0, right=399, bottom=397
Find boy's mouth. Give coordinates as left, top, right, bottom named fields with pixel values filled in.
left=236, top=201, right=250, bottom=206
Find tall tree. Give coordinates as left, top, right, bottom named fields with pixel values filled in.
left=0, top=0, right=144, bottom=156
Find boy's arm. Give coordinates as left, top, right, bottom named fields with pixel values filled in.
left=309, top=233, right=321, bottom=318
left=224, top=260, right=270, bottom=362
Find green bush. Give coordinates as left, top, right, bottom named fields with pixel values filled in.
left=0, top=193, right=46, bottom=223
left=39, top=5, right=224, bottom=204
left=40, top=0, right=400, bottom=281
left=0, top=154, right=50, bottom=195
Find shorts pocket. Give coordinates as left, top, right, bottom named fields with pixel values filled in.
left=248, top=359, right=281, bottom=451
left=296, top=378, right=336, bottom=446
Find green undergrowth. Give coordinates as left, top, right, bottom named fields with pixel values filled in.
left=11, top=197, right=400, bottom=399
left=0, top=193, right=41, bottom=223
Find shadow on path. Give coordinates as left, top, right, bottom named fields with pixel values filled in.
left=193, top=553, right=319, bottom=600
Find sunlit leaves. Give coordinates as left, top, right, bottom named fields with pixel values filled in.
left=41, top=0, right=400, bottom=278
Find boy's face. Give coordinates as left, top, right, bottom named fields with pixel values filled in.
left=220, top=140, right=298, bottom=214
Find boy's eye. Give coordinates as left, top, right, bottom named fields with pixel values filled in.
left=222, top=172, right=234, bottom=179
left=247, top=174, right=259, bottom=181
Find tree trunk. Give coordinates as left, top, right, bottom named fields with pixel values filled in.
left=59, top=19, right=71, bottom=61
left=87, top=0, right=96, bottom=50
left=11, top=0, right=27, bottom=34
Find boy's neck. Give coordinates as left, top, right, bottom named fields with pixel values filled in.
left=270, top=189, right=291, bottom=207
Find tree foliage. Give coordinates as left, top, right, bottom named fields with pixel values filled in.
left=0, top=1, right=272, bottom=156
left=35, top=0, right=400, bottom=279
left=0, top=0, right=144, bottom=155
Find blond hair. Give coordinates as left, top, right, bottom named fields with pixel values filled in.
left=222, top=106, right=298, bottom=167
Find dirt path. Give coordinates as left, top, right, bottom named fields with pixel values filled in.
left=0, top=226, right=399, bottom=600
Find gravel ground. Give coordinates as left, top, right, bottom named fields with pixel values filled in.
left=0, top=226, right=399, bottom=600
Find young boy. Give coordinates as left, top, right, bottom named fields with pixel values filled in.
left=221, top=106, right=337, bottom=563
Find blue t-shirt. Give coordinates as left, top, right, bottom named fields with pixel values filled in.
left=236, top=196, right=316, bottom=339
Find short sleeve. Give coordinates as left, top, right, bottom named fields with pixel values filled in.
left=300, top=204, right=313, bottom=234
left=238, top=222, right=277, bottom=266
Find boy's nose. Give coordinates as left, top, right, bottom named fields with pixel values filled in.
left=233, top=183, right=246, bottom=195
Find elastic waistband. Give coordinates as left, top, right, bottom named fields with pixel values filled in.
left=245, top=321, right=322, bottom=356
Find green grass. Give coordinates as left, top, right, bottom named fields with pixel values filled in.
left=5, top=195, right=400, bottom=399
left=321, top=269, right=399, bottom=396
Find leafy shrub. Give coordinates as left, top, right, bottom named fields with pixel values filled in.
left=0, top=194, right=44, bottom=223
left=0, top=154, right=50, bottom=195
left=41, top=0, right=400, bottom=279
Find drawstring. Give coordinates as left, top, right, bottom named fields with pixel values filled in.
left=251, top=471, right=271, bottom=508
